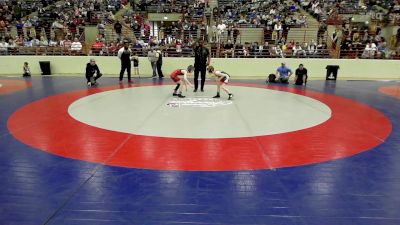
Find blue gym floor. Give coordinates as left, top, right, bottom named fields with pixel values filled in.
left=0, top=77, right=399, bottom=225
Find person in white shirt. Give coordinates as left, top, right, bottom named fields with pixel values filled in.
left=308, top=39, right=317, bottom=55
left=274, top=21, right=283, bottom=41
left=23, top=20, right=32, bottom=29
left=31, top=37, right=40, bottom=47
left=301, top=1, right=310, bottom=7
left=269, top=8, right=276, bottom=15
left=0, top=39, right=8, bottom=55
left=297, top=14, right=307, bottom=27
left=258, top=42, right=266, bottom=55
left=70, top=38, right=82, bottom=51
left=274, top=21, right=282, bottom=32
left=39, top=36, right=48, bottom=47
left=272, top=45, right=284, bottom=58
left=8, top=39, right=16, bottom=50
left=210, top=24, right=217, bottom=43
left=238, top=16, right=248, bottom=24
left=49, top=39, right=58, bottom=47
left=362, top=43, right=373, bottom=58
left=217, top=21, right=226, bottom=43
left=314, top=6, right=322, bottom=20
left=137, top=38, right=145, bottom=47
left=311, top=1, right=319, bottom=11
left=369, top=42, right=377, bottom=58
left=293, top=42, right=306, bottom=57
left=52, top=20, right=64, bottom=40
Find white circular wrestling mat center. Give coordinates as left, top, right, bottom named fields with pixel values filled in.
left=68, top=85, right=332, bottom=138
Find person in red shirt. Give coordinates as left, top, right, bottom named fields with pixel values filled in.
left=135, top=14, right=142, bottom=25
left=170, top=65, right=194, bottom=98
left=62, top=38, right=72, bottom=49
left=287, top=40, right=295, bottom=50
left=107, top=41, right=118, bottom=54
left=143, top=22, right=150, bottom=37
left=92, top=38, right=104, bottom=54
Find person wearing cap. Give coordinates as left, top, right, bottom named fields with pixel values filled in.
left=275, top=62, right=292, bottom=84
left=85, top=59, right=102, bottom=86
left=117, top=40, right=133, bottom=83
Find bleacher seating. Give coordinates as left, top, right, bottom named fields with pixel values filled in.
left=0, top=0, right=399, bottom=59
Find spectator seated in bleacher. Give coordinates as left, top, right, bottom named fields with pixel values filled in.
left=307, top=40, right=318, bottom=55
left=0, top=38, right=8, bottom=55
left=15, top=35, right=23, bottom=46
left=175, top=40, right=183, bottom=54
left=376, top=41, right=390, bottom=58
left=106, top=41, right=119, bottom=55
left=92, top=38, right=105, bottom=54
left=361, top=41, right=377, bottom=59
left=293, top=42, right=307, bottom=57
left=48, top=38, right=58, bottom=47
left=39, top=36, right=48, bottom=47
left=61, top=37, right=72, bottom=50
left=223, top=40, right=234, bottom=58
left=70, top=37, right=82, bottom=53
left=7, top=38, right=16, bottom=52
left=23, top=38, right=32, bottom=47
left=31, top=36, right=40, bottom=47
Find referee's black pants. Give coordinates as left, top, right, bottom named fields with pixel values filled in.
left=120, top=63, right=131, bottom=81
left=194, top=66, right=206, bottom=91
left=157, top=62, right=164, bottom=78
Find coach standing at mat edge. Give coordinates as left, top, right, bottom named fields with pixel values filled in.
left=193, top=39, right=210, bottom=92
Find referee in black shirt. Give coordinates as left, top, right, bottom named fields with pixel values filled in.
left=193, top=39, right=210, bottom=92
left=118, top=40, right=133, bottom=83
left=295, top=64, right=308, bottom=85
